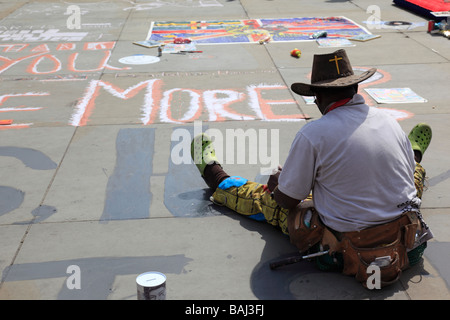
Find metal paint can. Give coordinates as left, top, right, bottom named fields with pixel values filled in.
left=136, top=271, right=166, bottom=300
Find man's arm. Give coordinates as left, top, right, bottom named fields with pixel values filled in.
left=266, top=167, right=301, bottom=209
left=269, top=131, right=316, bottom=209
left=273, top=185, right=300, bottom=209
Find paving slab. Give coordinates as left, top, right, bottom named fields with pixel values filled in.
left=1, top=0, right=450, bottom=301
left=0, top=126, right=75, bottom=224
left=109, top=40, right=278, bottom=73
left=0, top=2, right=128, bottom=42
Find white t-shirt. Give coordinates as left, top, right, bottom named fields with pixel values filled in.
left=278, top=94, right=419, bottom=232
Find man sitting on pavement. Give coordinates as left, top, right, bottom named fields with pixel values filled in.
left=190, top=49, right=433, bottom=287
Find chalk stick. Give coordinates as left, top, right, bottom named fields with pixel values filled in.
left=0, top=119, right=13, bottom=125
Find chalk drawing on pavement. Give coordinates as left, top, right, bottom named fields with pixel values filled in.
left=68, top=79, right=308, bottom=127
left=0, top=41, right=129, bottom=76
left=0, top=68, right=416, bottom=130
left=0, top=29, right=88, bottom=42
left=149, top=17, right=371, bottom=44
left=0, top=2, right=126, bottom=42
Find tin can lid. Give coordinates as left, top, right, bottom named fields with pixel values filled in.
left=136, top=271, right=166, bottom=287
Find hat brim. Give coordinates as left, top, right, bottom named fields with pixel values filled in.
left=291, top=68, right=377, bottom=96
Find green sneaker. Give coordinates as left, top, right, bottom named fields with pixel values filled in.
left=191, top=133, right=219, bottom=176
left=408, top=123, right=432, bottom=162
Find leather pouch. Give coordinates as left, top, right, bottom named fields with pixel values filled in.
left=287, top=206, right=325, bottom=253
left=340, top=215, right=413, bottom=288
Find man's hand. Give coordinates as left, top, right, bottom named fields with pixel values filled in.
left=267, top=165, right=282, bottom=192
left=267, top=165, right=301, bottom=209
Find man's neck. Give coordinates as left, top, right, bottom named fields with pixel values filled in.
left=323, top=97, right=352, bottom=115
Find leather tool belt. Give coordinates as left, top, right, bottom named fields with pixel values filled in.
left=287, top=206, right=423, bottom=288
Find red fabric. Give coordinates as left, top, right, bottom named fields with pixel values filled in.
left=402, top=0, right=450, bottom=12
left=324, top=98, right=352, bottom=115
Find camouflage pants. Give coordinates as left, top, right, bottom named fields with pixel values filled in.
left=211, top=163, right=426, bottom=235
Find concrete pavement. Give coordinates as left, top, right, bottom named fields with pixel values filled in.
left=0, top=0, right=449, bottom=300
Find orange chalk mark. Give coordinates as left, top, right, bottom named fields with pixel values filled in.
left=26, top=54, right=62, bottom=74
left=252, top=85, right=308, bottom=120
left=161, top=88, right=203, bottom=123
left=56, top=43, right=76, bottom=51
left=30, top=44, right=50, bottom=52
left=68, top=50, right=129, bottom=72
left=0, top=51, right=49, bottom=75
left=76, top=80, right=162, bottom=127
left=0, top=123, right=31, bottom=130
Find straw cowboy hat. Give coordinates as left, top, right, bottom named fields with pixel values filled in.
left=291, top=49, right=376, bottom=96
